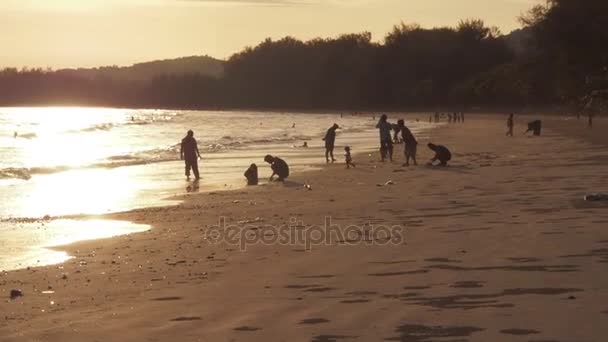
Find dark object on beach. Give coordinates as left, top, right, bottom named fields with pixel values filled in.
left=264, top=155, right=289, bottom=182
left=244, top=164, right=258, bottom=185
left=525, top=120, right=542, bottom=136
left=427, top=143, right=451, bottom=166
left=10, top=289, right=23, bottom=300
left=180, top=130, right=202, bottom=180
left=584, top=193, right=608, bottom=201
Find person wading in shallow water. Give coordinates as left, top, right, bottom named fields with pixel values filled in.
left=180, top=130, right=201, bottom=181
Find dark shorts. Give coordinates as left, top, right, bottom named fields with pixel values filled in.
left=405, top=144, right=417, bottom=157
left=380, top=139, right=393, bottom=151
left=325, top=142, right=335, bottom=150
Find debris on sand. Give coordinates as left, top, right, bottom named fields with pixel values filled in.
left=9, top=289, right=23, bottom=300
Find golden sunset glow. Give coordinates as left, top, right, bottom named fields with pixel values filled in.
left=0, top=0, right=540, bottom=68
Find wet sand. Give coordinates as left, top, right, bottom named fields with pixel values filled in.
left=1, top=114, right=608, bottom=342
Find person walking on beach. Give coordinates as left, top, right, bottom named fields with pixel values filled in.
left=397, top=119, right=418, bottom=166
left=427, top=143, right=451, bottom=166
left=180, top=130, right=201, bottom=181
left=376, top=114, right=393, bottom=162
left=265, top=155, right=289, bottom=182
left=322, top=123, right=339, bottom=163
left=344, top=146, right=355, bottom=169
left=506, top=113, right=514, bottom=136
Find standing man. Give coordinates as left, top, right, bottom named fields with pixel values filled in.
left=180, top=130, right=201, bottom=181
left=376, top=114, right=393, bottom=162
left=397, top=119, right=418, bottom=166
left=506, top=113, right=514, bottom=136
left=322, top=123, right=339, bottom=163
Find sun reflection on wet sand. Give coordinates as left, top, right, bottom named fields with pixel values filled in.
left=0, top=219, right=150, bottom=271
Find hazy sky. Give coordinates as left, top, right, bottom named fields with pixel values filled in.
left=0, top=0, right=540, bottom=68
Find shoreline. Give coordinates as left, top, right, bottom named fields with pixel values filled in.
left=2, top=113, right=608, bottom=341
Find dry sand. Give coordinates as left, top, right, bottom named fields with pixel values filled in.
left=1, top=114, right=608, bottom=342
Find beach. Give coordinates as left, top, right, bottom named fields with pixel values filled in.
left=1, top=114, right=608, bottom=341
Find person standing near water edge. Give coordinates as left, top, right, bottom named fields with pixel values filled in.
left=397, top=119, right=418, bottom=166
left=322, top=123, right=339, bottom=163
left=506, top=113, right=514, bottom=136
left=180, top=130, right=201, bottom=181
left=376, top=114, right=393, bottom=162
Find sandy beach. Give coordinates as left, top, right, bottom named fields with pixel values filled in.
left=2, top=114, right=608, bottom=342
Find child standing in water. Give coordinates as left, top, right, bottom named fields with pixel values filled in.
left=344, top=146, right=355, bottom=169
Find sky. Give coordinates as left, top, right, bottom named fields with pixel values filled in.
left=0, top=0, right=541, bottom=69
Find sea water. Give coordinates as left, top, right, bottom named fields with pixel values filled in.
left=0, top=107, right=433, bottom=270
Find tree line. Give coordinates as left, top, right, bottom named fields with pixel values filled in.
left=1, top=0, right=606, bottom=112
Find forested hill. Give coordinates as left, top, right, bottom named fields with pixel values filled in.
left=57, top=55, right=225, bottom=81
left=1, top=0, right=606, bottom=111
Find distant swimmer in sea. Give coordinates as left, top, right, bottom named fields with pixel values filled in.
left=13, top=131, right=17, bottom=138
left=344, top=146, right=355, bottom=169
left=376, top=114, right=393, bottom=162
left=244, top=163, right=259, bottom=185
left=322, top=123, right=339, bottom=163
left=397, top=119, right=418, bottom=166
left=427, top=143, right=451, bottom=167
left=506, top=113, right=514, bottom=136
left=264, top=155, right=289, bottom=182
left=302, top=141, right=308, bottom=148
left=292, top=123, right=296, bottom=128
left=180, top=130, right=202, bottom=181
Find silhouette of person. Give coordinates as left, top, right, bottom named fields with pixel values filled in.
left=506, top=113, right=514, bottom=136
left=397, top=120, right=418, bottom=166
left=322, top=123, right=339, bottom=163
left=588, top=113, right=594, bottom=128
left=376, top=114, right=393, bottom=162
left=525, top=120, right=542, bottom=136
left=344, top=146, right=355, bottom=169
left=13, top=131, right=17, bottom=138
left=244, top=163, right=258, bottom=185
left=180, top=130, right=201, bottom=180
left=427, top=143, right=451, bottom=166
left=264, top=155, right=289, bottom=182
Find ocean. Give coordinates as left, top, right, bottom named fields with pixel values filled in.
left=0, top=107, right=433, bottom=271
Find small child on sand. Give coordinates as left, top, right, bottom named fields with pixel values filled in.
left=344, top=146, right=355, bottom=169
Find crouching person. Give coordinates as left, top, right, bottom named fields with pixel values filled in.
left=264, top=155, right=290, bottom=182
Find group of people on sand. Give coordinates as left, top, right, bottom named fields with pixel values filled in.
left=430, top=111, right=465, bottom=124
left=179, top=114, right=455, bottom=186
left=180, top=129, right=289, bottom=185
left=377, top=114, right=451, bottom=166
